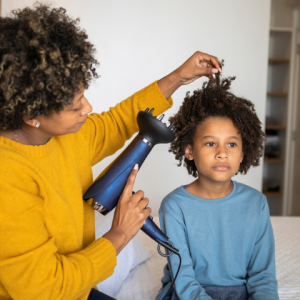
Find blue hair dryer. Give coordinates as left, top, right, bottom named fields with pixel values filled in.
left=83, top=108, right=178, bottom=253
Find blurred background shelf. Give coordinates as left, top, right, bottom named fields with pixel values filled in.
left=270, top=26, right=293, bottom=32
left=264, top=0, right=300, bottom=216
left=269, top=58, right=290, bottom=63
left=263, top=191, right=283, bottom=196
left=267, top=92, right=288, bottom=96
left=264, top=158, right=285, bottom=163
left=265, top=125, right=286, bottom=130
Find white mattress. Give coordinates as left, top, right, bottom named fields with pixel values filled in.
left=115, top=216, right=300, bottom=300
left=271, top=217, right=300, bottom=300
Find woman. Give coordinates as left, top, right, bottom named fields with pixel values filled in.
left=0, top=4, right=221, bottom=300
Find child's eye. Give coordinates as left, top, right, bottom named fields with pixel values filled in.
left=228, top=143, right=236, bottom=147
left=206, top=142, right=215, bottom=147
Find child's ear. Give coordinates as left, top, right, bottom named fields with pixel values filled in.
left=240, top=151, right=244, bottom=163
left=185, top=145, right=194, bottom=160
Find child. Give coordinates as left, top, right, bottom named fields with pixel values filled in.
left=156, top=76, right=279, bottom=300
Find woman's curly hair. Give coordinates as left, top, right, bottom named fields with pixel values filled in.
left=169, top=75, right=266, bottom=176
left=0, top=3, right=98, bottom=130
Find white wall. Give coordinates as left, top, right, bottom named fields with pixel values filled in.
left=2, top=0, right=271, bottom=215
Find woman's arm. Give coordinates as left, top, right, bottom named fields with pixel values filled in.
left=0, top=178, right=116, bottom=300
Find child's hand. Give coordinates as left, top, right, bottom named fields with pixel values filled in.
left=157, top=51, right=222, bottom=99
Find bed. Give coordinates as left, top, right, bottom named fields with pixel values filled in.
left=114, top=216, right=300, bottom=300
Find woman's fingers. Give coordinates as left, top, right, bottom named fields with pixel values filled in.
left=198, top=52, right=222, bottom=74
left=177, top=51, right=221, bottom=85
left=137, top=197, right=149, bottom=210
left=142, top=207, right=152, bottom=219
left=132, top=190, right=144, bottom=203
left=199, top=59, right=219, bottom=78
left=195, top=53, right=221, bottom=79
left=119, top=164, right=139, bottom=201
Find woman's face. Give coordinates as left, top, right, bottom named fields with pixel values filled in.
left=36, top=87, right=93, bottom=136
left=185, top=117, right=244, bottom=184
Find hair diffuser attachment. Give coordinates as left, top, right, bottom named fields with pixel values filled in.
left=138, top=109, right=176, bottom=146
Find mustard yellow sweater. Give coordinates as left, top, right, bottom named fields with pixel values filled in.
left=0, top=82, right=172, bottom=300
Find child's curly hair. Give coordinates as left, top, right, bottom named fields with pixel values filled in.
left=169, top=75, right=265, bottom=176
left=0, top=4, right=98, bottom=130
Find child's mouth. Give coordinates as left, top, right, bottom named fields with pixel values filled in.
left=212, top=164, right=230, bottom=171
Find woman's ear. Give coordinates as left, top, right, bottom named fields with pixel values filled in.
left=185, top=145, right=194, bottom=160
left=22, top=116, right=40, bottom=128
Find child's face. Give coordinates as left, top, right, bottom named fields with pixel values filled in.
left=185, top=117, right=244, bottom=184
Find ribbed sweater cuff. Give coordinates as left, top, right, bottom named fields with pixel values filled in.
left=79, top=237, right=117, bottom=282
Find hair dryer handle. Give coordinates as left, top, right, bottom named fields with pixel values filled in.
left=141, top=215, right=169, bottom=243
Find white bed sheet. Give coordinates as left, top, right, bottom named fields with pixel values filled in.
left=114, top=217, right=165, bottom=300
left=115, top=216, right=300, bottom=300
left=271, top=217, right=300, bottom=300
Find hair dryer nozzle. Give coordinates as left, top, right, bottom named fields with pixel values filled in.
left=138, top=110, right=175, bottom=146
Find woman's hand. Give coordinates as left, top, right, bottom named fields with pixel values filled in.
left=157, top=51, right=222, bottom=99
left=103, top=164, right=151, bottom=255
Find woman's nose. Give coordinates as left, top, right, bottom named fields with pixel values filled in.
left=80, top=97, right=93, bottom=116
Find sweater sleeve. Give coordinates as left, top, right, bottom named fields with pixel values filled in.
left=0, top=174, right=116, bottom=300
left=246, top=197, right=279, bottom=300
left=157, top=208, right=214, bottom=300
left=80, top=81, right=173, bottom=166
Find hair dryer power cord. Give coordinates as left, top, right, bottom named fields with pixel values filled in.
left=156, top=240, right=181, bottom=300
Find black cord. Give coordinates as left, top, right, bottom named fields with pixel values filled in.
left=156, top=240, right=181, bottom=300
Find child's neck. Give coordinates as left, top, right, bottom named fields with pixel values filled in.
left=185, top=177, right=233, bottom=200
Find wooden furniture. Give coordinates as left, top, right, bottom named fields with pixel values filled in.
left=264, top=0, right=300, bottom=215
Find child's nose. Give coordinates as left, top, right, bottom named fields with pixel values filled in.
left=216, top=145, right=228, bottom=159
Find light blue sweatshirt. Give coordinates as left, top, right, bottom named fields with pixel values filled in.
left=156, top=181, right=278, bottom=300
